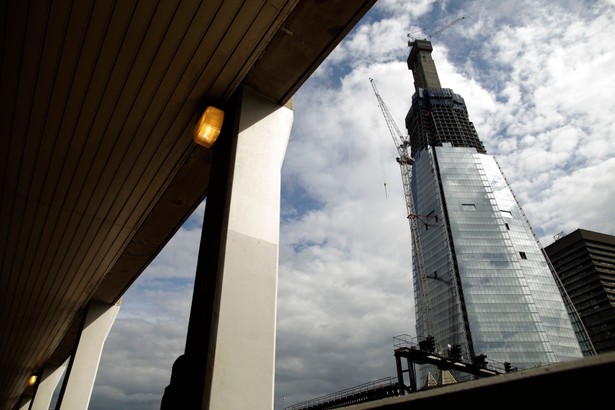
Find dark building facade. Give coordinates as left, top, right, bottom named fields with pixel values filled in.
left=404, top=39, right=584, bottom=385
left=545, top=229, right=615, bottom=353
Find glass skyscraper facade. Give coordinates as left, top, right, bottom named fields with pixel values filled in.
left=405, top=40, right=583, bottom=383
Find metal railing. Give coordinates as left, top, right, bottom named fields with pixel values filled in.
left=284, top=377, right=400, bottom=410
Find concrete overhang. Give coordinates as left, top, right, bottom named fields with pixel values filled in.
left=0, top=1, right=376, bottom=407
left=345, top=351, right=615, bottom=409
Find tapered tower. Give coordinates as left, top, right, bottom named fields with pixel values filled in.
left=404, top=40, right=586, bottom=385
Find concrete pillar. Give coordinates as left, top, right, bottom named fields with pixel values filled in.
left=30, top=362, right=67, bottom=410
left=178, top=87, right=292, bottom=409
left=210, top=88, right=291, bottom=409
left=56, top=300, right=120, bottom=410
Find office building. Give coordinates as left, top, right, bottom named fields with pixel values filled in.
left=404, top=40, right=584, bottom=384
left=545, top=229, right=615, bottom=353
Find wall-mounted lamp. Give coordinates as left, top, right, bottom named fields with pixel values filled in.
left=193, top=106, right=224, bottom=148
left=27, top=374, right=38, bottom=386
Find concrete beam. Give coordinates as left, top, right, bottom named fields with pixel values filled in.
left=344, top=351, right=615, bottom=409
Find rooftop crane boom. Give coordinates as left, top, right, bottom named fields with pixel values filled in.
left=428, top=16, right=465, bottom=39
left=407, top=16, right=465, bottom=46
left=369, top=78, right=434, bottom=339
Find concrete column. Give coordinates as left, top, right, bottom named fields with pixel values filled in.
left=209, top=88, right=291, bottom=409
left=178, top=87, right=292, bottom=410
left=30, top=363, right=67, bottom=410
left=56, top=300, right=120, bottom=410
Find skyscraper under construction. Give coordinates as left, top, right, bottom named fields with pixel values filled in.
left=404, top=40, right=585, bottom=384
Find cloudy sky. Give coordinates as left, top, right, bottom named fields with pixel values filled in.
left=79, top=1, right=615, bottom=409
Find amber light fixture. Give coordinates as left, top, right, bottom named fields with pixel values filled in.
left=194, top=106, right=224, bottom=148
left=27, top=374, right=37, bottom=386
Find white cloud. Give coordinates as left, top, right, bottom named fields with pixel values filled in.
left=278, top=1, right=615, bottom=406
left=525, top=157, right=615, bottom=244
left=92, top=318, right=188, bottom=410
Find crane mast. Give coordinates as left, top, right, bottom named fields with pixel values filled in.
left=369, top=78, right=434, bottom=339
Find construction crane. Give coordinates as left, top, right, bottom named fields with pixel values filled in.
left=369, top=78, right=435, bottom=339
left=407, top=16, right=465, bottom=45
left=428, top=16, right=465, bottom=39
